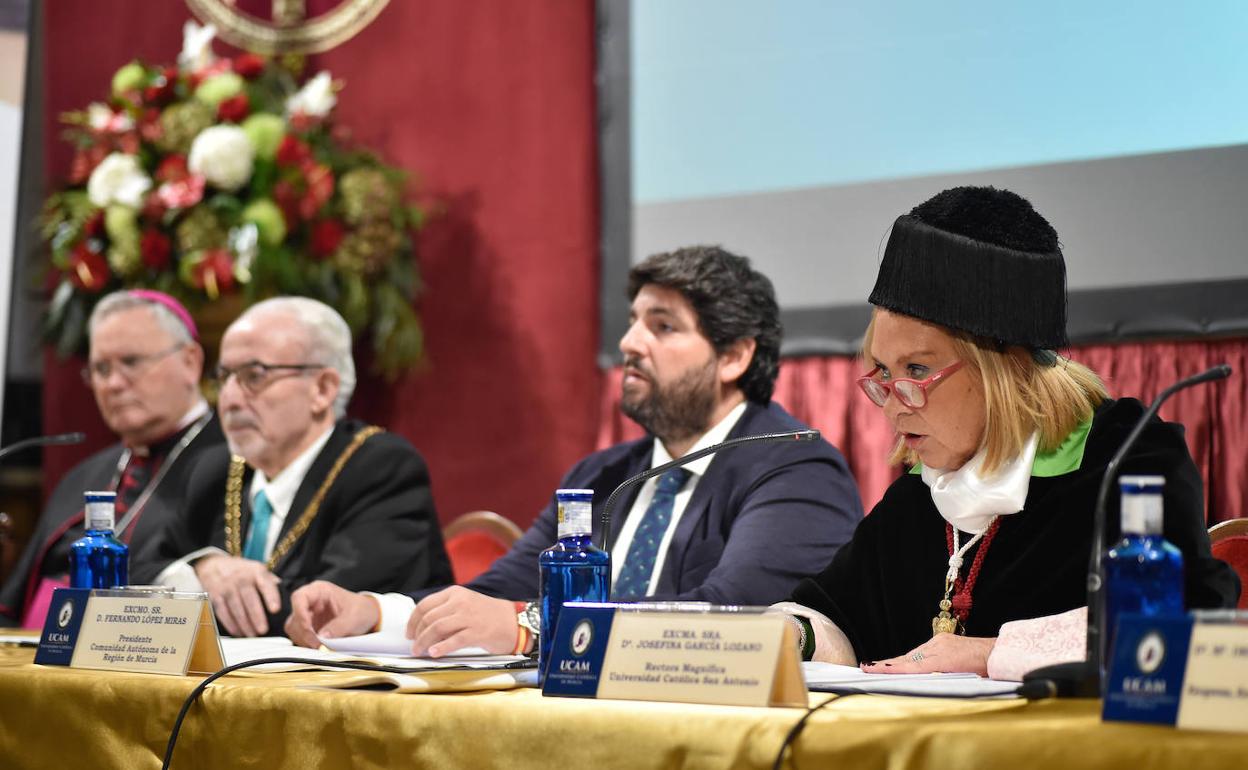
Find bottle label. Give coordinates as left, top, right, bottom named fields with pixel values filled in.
left=84, top=491, right=117, bottom=532
left=556, top=493, right=593, bottom=539
left=1122, top=492, right=1163, bottom=535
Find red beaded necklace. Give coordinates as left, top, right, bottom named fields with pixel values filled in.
left=931, top=517, right=1003, bottom=635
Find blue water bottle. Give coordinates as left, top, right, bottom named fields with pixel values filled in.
left=69, top=491, right=129, bottom=589
left=1104, top=475, right=1184, bottom=653
left=538, top=489, right=609, bottom=680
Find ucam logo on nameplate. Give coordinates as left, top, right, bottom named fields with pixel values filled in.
left=543, top=602, right=807, bottom=707
left=33, top=587, right=224, bottom=676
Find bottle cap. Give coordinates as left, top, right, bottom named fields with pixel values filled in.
left=1119, top=475, right=1165, bottom=493
left=84, top=490, right=117, bottom=531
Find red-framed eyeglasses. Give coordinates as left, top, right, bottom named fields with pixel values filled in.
left=857, top=360, right=965, bottom=409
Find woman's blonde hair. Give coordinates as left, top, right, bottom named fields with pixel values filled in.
left=863, top=311, right=1108, bottom=474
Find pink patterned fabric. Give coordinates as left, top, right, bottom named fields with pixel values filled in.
left=987, top=606, right=1087, bottom=682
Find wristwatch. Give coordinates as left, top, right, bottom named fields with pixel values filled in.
left=516, top=601, right=541, bottom=638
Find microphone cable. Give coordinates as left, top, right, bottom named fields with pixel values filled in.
left=160, top=656, right=536, bottom=770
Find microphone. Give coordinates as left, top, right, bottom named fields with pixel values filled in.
left=1024, top=364, right=1232, bottom=698
left=0, top=432, right=86, bottom=463
left=596, top=428, right=820, bottom=551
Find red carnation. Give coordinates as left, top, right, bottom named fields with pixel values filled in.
left=217, top=93, right=250, bottom=123
left=68, top=243, right=110, bottom=292
left=309, top=219, right=346, bottom=259
left=190, top=248, right=236, bottom=298
left=273, top=179, right=300, bottom=229
left=69, top=145, right=108, bottom=185
left=142, top=69, right=177, bottom=107
left=139, top=108, right=163, bottom=143
left=155, top=154, right=190, bottom=183
left=275, top=134, right=312, bottom=168
left=140, top=229, right=172, bottom=270
left=233, top=53, right=266, bottom=80
left=154, top=175, right=205, bottom=210
left=82, top=210, right=106, bottom=239
left=298, top=161, right=335, bottom=220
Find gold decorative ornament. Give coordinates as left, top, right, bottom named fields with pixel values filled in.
left=224, top=425, right=383, bottom=569
left=185, top=0, right=390, bottom=54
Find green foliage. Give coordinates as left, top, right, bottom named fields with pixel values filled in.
left=40, top=33, right=429, bottom=378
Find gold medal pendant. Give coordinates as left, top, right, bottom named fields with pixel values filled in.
left=932, top=598, right=959, bottom=636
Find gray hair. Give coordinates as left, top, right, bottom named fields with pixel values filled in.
left=88, top=291, right=195, bottom=346
left=235, top=297, right=356, bottom=418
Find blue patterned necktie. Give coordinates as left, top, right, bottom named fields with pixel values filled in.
left=612, top=467, right=692, bottom=600
left=242, top=490, right=273, bottom=562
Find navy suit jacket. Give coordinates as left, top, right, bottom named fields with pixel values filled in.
left=463, top=401, right=864, bottom=605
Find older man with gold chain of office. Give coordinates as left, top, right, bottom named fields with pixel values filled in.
left=149, top=296, right=451, bottom=637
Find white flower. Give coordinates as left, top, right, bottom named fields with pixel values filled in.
left=188, top=125, right=255, bottom=191
left=286, top=71, right=337, bottom=118
left=86, top=103, right=133, bottom=132
left=178, top=20, right=218, bottom=73
left=86, top=153, right=151, bottom=208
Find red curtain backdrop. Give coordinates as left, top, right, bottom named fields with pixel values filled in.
left=598, top=338, right=1248, bottom=524
left=39, top=2, right=600, bottom=528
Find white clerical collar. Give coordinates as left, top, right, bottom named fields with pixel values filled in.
left=249, top=425, right=335, bottom=513
left=650, top=400, right=748, bottom=477
left=920, top=433, right=1040, bottom=534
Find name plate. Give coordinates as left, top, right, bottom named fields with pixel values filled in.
left=542, top=602, right=807, bottom=707
left=1104, top=612, right=1248, bottom=733
left=34, top=587, right=224, bottom=676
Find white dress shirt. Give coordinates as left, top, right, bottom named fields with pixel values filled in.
left=370, top=400, right=749, bottom=633
left=609, top=400, right=747, bottom=595
left=155, top=425, right=335, bottom=592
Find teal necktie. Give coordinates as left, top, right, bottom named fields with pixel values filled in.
left=612, top=468, right=691, bottom=600
left=242, top=490, right=273, bottom=562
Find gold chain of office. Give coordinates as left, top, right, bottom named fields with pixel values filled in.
left=224, top=425, right=383, bottom=569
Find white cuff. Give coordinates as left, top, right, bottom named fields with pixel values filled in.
left=153, top=546, right=228, bottom=593
left=365, top=592, right=416, bottom=636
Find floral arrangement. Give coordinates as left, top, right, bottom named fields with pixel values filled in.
left=41, top=21, right=424, bottom=376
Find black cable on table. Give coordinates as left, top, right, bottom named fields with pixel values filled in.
left=161, top=656, right=535, bottom=770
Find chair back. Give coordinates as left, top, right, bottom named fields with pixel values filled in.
left=1209, top=519, right=1248, bottom=610
left=443, top=511, right=524, bottom=584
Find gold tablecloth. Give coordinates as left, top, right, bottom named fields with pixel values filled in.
left=1, top=645, right=1244, bottom=769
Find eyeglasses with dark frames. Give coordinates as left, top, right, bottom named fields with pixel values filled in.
left=857, top=360, right=965, bottom=409
left=213, top=361, right=326, bottom=395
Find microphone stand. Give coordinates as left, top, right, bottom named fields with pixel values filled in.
left=0, top=432, right=86, bottom=463
left=1023, top=364, right=1232, bottom=698
left=596, top=429, right=821, bottom=551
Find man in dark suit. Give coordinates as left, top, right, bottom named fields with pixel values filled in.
left=286, top=246, right=863, bottom=655
left=0, top=290, right=223, bottom=627
left=147, top=297, right=451, bottom=637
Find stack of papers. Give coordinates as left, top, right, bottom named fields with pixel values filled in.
left=802, top=662, right=1022, bottom=698
left=219, top=633, right=529, bottom=672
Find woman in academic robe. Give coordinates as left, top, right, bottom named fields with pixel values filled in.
left=775, top=186, right=1240, bottom=680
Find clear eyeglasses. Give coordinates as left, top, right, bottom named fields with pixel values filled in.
left=82, top=343, right=185, bottom=384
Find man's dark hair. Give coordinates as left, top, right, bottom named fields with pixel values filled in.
left=627, top=245, right=782, bottom=404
